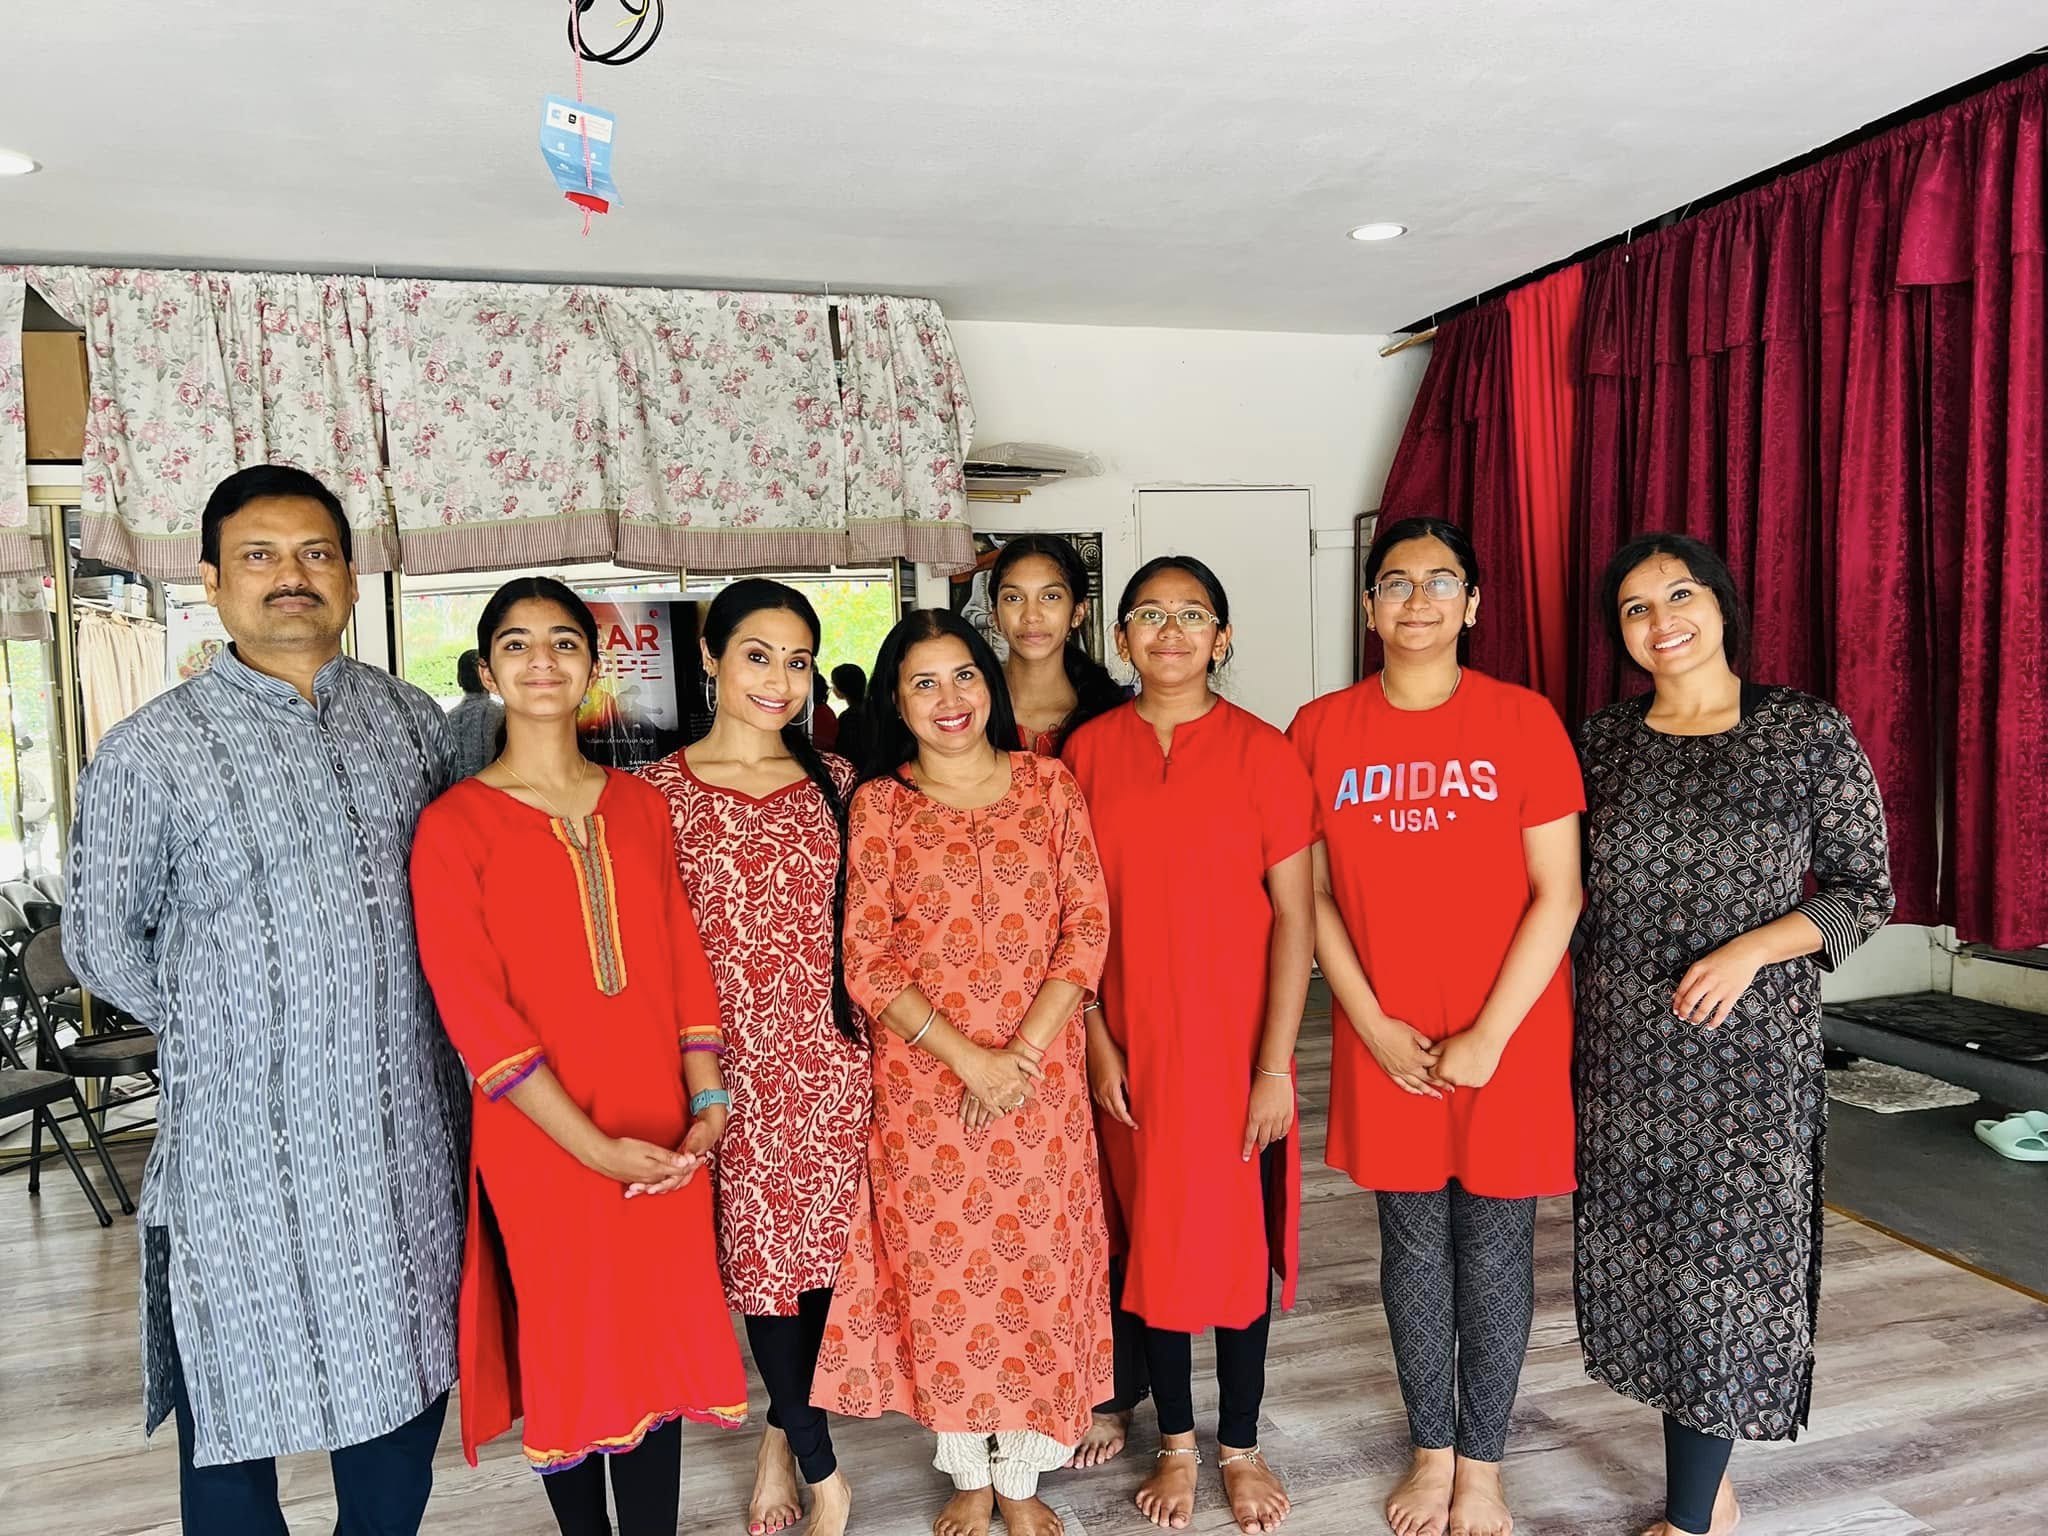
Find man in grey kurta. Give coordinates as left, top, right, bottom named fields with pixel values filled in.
left=65, top=465, right=466, bottom=1535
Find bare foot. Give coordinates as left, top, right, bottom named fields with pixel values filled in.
left=1386, top=1446, right=1455, bottom=1536
left=749, top=1427, right=804, bottom=1535
left=1220, top=1445, right=1291, bottom=1533
left=1447, top=1457, right=1512, bottom=1536
left=993, top=1492, right=1065, bottom=1536
left=1065, top=1408, right=1131, bottom=1469
left=804, top=1469, right=853, bottom=1536
left=1136, top=1438, right=1200, bottom=1529
left=935, top=1486, right=994, bottom=1536
left=1639, top=1473, right=1741, bottom=1536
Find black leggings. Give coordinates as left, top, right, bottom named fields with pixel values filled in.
left=743, top=1287, right=838, bottom=1483
left=1096, top=1256, right=1152, bottom=1415
left=540, top=1419, right=681, bottom=1536
left=1144, top=1280, right=1273, bottom=1446
left=1375, top=1180, right=1536, bottom=1463
left=1663, top=1416, right=1734, bottom=1534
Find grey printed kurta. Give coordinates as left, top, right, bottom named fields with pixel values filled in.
left=64, top=648, right=468, bottom=1466
left=1573, top=684, right=1894, bottom=1441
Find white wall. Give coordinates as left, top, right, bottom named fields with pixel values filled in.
left=935, top=320, right=1431, bottom=700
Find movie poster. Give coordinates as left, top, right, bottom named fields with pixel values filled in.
left=949, top=531, right=1108, bottom=662
left=580, top=599, right=700, bottom=767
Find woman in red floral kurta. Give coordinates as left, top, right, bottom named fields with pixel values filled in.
left=812, top=610, right=1112, bottom=1536
left=641, top=580, right=870, bottom=1536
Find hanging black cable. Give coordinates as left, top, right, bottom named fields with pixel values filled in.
left=568, top=0, right=664, bottom=66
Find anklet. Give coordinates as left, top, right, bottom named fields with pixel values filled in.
left=1218, top=1447, right=1268, bottom=1469
left=1155, top=1446, right=1202, bottom=1464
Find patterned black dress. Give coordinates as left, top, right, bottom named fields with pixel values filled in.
left=1573, top=684, right=1894, bottom=1442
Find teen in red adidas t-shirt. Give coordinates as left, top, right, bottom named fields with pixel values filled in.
left=1287, top=517, right=1583, bottom=1536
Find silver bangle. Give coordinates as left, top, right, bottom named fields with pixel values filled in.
left=907, top=1005, right=938, bottom=1050
left=1255, top=1065, right=1291, bottom=1079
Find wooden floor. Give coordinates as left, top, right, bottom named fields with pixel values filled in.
left=4, top=1018, right=2046, bottom=1536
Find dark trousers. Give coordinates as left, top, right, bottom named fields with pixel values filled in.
left=1375, top=1179, right=1537, bottom=1463
left=743, top=1286, right=839, bottom=1483
left=169, top=1337, right=446, bottom=1536
left=1663, top=1415, right=1735, bottom=1534
left=540, top=1419, right=682, bottom=1536
left=1143, top=1278, right=1274, bottom=1446
left=1096, top=1255, right=1153, bottom=1415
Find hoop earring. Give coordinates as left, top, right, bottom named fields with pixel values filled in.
left=703, top=674, right=719, bottom=714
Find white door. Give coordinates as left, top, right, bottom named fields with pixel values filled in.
left=1135, top=487, right=1315, bottom=729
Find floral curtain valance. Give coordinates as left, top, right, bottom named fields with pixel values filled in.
left=0, top=273, right=32, bottom=574
left=8, top=264, right=977, bottom=581
left=21, top=267, right=391, bottom=577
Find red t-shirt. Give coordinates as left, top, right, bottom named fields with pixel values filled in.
left=1286, top=669, right=1583, bottom=1197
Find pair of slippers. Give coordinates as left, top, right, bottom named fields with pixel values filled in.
left=1974, top=1110, right=2048, bottom=1162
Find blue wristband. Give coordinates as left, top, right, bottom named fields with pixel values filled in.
left=690, top=1088, right=731, bottom=1116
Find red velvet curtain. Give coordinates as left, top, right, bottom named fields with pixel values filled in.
left=1377, top=304, right=1530, bottom=687
left=1381, top=64, right=2048, bottom=944
left=1567, top=72, right=2048, bottom=941
left=1903, top=79, right=2048, bottom=947
left=1505, top=267, right=1584, bottom=717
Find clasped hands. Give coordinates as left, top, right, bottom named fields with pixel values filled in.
left=611, top=1102, right=727, bottom=1199
left=957, top=1035, right=1046, bottom=1131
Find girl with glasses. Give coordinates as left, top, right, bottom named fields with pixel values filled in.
left=1286, top=518, right=1584, bottom=1536
left=1063, top=555, right=1318, bottom=1534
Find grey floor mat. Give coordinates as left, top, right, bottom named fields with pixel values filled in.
left=1826, top=990, right=2048, bottom=1062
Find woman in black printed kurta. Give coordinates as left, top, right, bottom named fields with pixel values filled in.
left=1574, top=535, right=1893, bottom=1536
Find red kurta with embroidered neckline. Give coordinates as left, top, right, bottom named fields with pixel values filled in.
left=1063, top=699, right=1318, bottom=1330
left=411, top=771, right=748, bottom=1472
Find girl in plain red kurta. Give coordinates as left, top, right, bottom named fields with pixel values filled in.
left=411, top=579, right=747, bottom=1536
left=810, top=609, right=1112, bottom=1536
left=1064, top=556, right=1317, bottom=1536
left=1286, top=520, right=1582, bottom=1536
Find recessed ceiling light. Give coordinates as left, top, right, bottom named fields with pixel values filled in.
left=1348, top=222, right=1408, bottom=242
left=0, top=149, right=41, bottom=177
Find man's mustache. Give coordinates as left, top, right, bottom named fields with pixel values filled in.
left=266, top=589, right=323, bottom=606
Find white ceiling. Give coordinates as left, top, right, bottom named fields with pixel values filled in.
left=1, top=2, right=2041, bottom=333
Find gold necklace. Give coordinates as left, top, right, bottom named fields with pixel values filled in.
left=1381, top=665, right=1463, bottom=707
left=501, top=761, right=597, bottom=830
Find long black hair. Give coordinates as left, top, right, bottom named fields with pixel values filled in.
left=476, top=577, right=600, bottom=760
left=1363, top=515, right=1481, bottom=664
left=1115, top=554, right=1234, bottom=675
left=701, top=578, right=859, bottom=1042
left=862, top=609, right=1019, bottom=782
left=1598, top=531, right=1749, bottom=670
left=988, top=534, right=1124, bottom=750
left=830, top=662, right=868, bottom=711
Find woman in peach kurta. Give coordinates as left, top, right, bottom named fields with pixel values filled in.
left=812, top=610, right=1113, bottom=1536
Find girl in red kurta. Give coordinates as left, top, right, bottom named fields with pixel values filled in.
left=641, top=580, right=868, bottom=1536
left=1286, top=520, right=1583, bottom=1536
left=1063, top=556, right=1317, bottom=1536
left=810, top=609, right=1113, bottom=1536
left=411, top=578, right=748, bottom=1536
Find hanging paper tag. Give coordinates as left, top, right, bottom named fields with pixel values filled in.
left=540, top=95, right=619, bottom=214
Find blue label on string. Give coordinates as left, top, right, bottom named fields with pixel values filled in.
left=541, top=95, right=619, bottom=207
